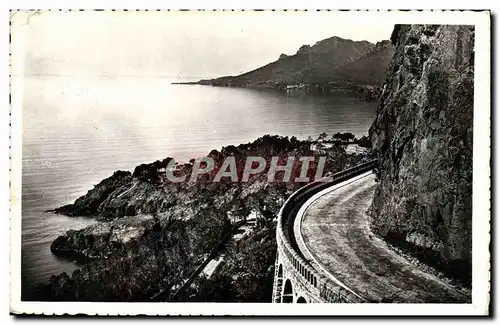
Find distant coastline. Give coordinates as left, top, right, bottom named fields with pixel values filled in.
left=171, top=79, right=382, bottom=100
left=171, top=37, right=394, bottom=101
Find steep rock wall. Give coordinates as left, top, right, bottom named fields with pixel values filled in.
left=369, top=25, right=474, bottom=284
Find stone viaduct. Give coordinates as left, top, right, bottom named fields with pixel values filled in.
left=271, top=160, right=378, bottom=303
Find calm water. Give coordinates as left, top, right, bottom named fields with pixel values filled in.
left=21, top=76, right=377, bottom=289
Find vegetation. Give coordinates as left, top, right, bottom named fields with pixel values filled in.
left=34, top=133, right=371, bottom=302
left=355, top=135, right=371, bottom=148
left=181, top=223, right=278, bottom=302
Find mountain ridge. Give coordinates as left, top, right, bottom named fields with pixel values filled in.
left=174, top=36, right=394, bottom=96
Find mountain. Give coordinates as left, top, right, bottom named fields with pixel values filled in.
left=178, top=36, right=393, bottom=92
left=369, top=25, right=474, bottom=285
left=328, top=40, right=394, bottom=85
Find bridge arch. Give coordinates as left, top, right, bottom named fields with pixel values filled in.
left=278, top=264, right=283, bottom=278
left=282, top=279, right=293, bottom=303
left=297, top=296, right=307, bottom=303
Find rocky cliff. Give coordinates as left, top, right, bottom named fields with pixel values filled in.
left=369, top=25, right=474, bottom=285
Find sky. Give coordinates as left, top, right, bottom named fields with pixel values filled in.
left=12, top=11, right=394, bottom=80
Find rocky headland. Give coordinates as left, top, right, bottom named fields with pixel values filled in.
left=369, top=25, right=474, bottom=285
left=34, top=134, right=370, bottom=301
left=173, top=36, right=394, bottom=99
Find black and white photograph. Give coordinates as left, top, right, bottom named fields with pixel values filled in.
left=8, top=9, right=490, bottom=316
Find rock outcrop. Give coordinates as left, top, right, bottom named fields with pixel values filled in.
left=53, top=169, right=178, bottom=221
left=296, top=44, right=312, bottom=55
left=51, top=215, right=156, bottom=260
left=36, top=135, right=362, bottom=301
left=369, top=25, right=474, bottom=285
left=53, top=170, right=132, bottom=217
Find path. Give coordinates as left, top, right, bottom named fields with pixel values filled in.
left=116, top=181, right=138, bottom=199
left=297, top=172, right=470, bottom=303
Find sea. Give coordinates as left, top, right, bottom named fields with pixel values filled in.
left=19, top=75, right=377, bottom=294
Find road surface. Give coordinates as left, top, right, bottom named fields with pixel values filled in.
left=297, top=172, right=470, bottom=303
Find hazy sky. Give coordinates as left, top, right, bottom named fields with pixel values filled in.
left=13, top=11, right=394, bottom=80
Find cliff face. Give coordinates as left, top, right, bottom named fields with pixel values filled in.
left=369, top=25, right=474, bottom=284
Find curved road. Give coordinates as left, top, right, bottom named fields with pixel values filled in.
left=296, top=172, right=471, bottom=303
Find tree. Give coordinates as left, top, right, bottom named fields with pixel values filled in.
left=317, top=132, right=328, bottom=143
left=330, top=132, right=355, bottom=147
left=331, top=132, right=342, bottom=141
left=344, top=132, right=355, bottom=143
left=315, top=142, right=325, bottom=152
left=356, top=135, right=371, bottom=148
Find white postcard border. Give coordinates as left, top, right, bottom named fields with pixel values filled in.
left=8, top=9, right=490, bottom=316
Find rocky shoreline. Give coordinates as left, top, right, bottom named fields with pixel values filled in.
left=32, top=134, right=370, bottom=301
left=172, top=80, right=382, bottom=101
left=50, top=214, right=156, bottom=261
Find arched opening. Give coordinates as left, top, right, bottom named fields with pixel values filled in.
left=297, top=297, right=307, bottom=303
left=274, top=264, right=284, bottom=303
left=282, top=279, right=293, bottom=303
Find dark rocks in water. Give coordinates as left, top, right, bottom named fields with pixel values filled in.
left=53, top=170, right=132, bottom=217
left=49, top=204, right=73, bottom=216
left=369, top=25, right=474, bottom=285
